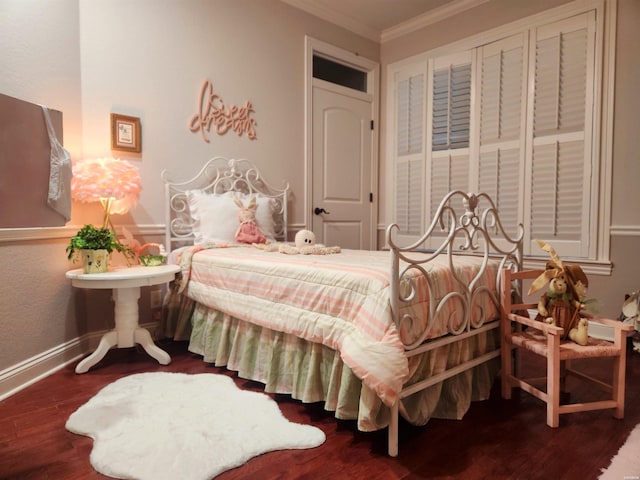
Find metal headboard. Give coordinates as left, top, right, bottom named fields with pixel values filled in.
left=160, top=157, right=289, bottom=251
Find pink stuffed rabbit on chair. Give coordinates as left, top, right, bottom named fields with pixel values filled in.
left=233, top=195, right=266, bottom=244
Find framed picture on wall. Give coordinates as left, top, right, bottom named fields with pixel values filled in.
left=111, top=113, right=141, bottom=153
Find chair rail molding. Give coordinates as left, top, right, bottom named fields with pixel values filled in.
left=0, top=224, right=165, bottom=243
left=610, top=224, right=640, bottom=236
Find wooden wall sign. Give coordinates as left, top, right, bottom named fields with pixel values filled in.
left=188, top=80, right=257, bottom=143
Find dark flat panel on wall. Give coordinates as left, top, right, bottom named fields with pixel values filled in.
left=0, top=93, right=67, bottom=228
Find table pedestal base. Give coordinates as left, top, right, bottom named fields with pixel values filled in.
left=75, top=286, right=171, bottom=374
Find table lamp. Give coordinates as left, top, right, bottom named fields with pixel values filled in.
left=71, top=158, right=142, bottom=231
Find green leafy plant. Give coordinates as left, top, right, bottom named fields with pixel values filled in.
left=66, top=224, right=133, bottom=261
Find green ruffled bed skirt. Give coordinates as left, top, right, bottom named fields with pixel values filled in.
left=162, top=290, right=499, bottom=432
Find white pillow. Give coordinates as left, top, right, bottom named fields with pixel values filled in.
left=186, top=190, right=276, bottom=245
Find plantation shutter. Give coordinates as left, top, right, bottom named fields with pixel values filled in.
left=394, top=68, right=425, bottom=236
left=527, top=12, right=595, bottom=257
left=428, top=52, right=472, bottom=222
left=397, top=74, right=424, bottom=157
left=395, top=159, right=423, bottom=235
left=477, top=34, right=527, bottom=237
left=432, top=63, right=471, bottom=151
left=429, top=152, right=469, bottom=221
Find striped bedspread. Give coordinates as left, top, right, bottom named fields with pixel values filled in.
left=174, top=245, right=498, bottom=407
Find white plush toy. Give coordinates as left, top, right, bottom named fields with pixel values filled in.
left=295, top=229, right=316, bottom=249
left=278, top=229, right=340, bottom=255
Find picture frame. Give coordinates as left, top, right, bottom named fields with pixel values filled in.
left=110, top=113, right=141, bottom=153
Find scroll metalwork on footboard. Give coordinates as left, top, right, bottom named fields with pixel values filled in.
left=387, top=190, right=523, bottom=349
left=385, top=190, right=523, bottom=456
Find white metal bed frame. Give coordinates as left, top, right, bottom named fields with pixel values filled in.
left=161, top=158, right=524, bottom=457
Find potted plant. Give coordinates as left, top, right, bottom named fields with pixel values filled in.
left=66, top=224, right=132, bottom=273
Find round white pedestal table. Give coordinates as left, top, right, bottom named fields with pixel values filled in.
left=66, top=264, right=180, bottom=374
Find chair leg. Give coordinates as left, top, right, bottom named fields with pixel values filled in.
left=612, top=325, right=628, bottom=420
left=613, top=356, right=625, bottom=419
left=502, top=341, right=513, bottom=400
left=546, top=336, right=561, bottom=428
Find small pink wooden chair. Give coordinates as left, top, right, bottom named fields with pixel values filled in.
left=500, top=269, right=633, bottom=427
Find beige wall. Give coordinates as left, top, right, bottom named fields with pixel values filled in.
left=77, top=0, right=378, bottom=228
left=610, top=0, right=640, bottom=228
left=0, top=0, right=84, bottom=372
left=0, top=0, right=377, bottom=374
left=591, top=0, right=640, bottom=315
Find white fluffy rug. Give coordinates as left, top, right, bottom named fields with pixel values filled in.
left=66, top=372, right=326, bottom=480
left=599, top=423, right=640, bottom=479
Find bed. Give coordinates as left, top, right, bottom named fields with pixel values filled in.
left=160, top=157, right=523, bottom=456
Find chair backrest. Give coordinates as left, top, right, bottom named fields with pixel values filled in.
left=501, top=268, right=542, bottom=318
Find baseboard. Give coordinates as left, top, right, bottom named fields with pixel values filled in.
left=588, top=321, right=614, bottom=341
left=0, top=322, right=160, bottom=401
left=0, top=336, right=90, bottom=401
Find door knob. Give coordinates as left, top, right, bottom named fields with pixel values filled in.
left=314, top=207, right=330, bottom=215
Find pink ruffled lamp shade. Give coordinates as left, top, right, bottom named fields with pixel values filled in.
left=71, top=158, right=142, bottom=228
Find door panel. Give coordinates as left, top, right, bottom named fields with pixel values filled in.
left=323, top=222, right=362, bottom=250
left=312, top=84, right=372, bottom=249
left=323, top=108, right=362, bottom=201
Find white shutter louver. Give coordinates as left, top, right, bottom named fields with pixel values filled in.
left=529, top=12, right=594, bottom=255
left=480, top=40, right=524, bottom=144
left=479, top=148, right=520, bottom=236
left=397, top=74, right=424, bottom=156
left=478, top=35, right=526, bottom=238
left=531, top=141, right=584, bottom=239
left=394, top=69, right=425, bottom=237
left=432, top=63, right=471, bottom=151
left=428, top=53, right=472, bottom=237
left=395, top=159, right=423, bottom=235
left=430, top=153, right=468, bottom=221
left=534, top=28, right=587, bottom=135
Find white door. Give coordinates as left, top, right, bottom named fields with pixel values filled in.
left=312, top=80, right=373, bottom=250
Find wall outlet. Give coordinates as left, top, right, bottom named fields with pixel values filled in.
left=150, top=289, right=163, bottom=309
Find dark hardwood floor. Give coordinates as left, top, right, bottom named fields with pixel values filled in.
left=1, top=339, right=638, bottom=480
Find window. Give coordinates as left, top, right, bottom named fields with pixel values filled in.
left=388, top=2, right=610, bottom=262
left=313, top=55, right=367, bottom=92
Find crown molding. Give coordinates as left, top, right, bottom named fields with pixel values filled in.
left=381, top=0, right=490, bottom=43
left=283, top=0, right=490, bottom=44
left=281, top=0, right=380, bottom=42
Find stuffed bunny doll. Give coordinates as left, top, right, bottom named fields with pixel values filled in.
left=233, top=195, right=266, bottom=244
left=529, top=240, right=589, bottom=344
